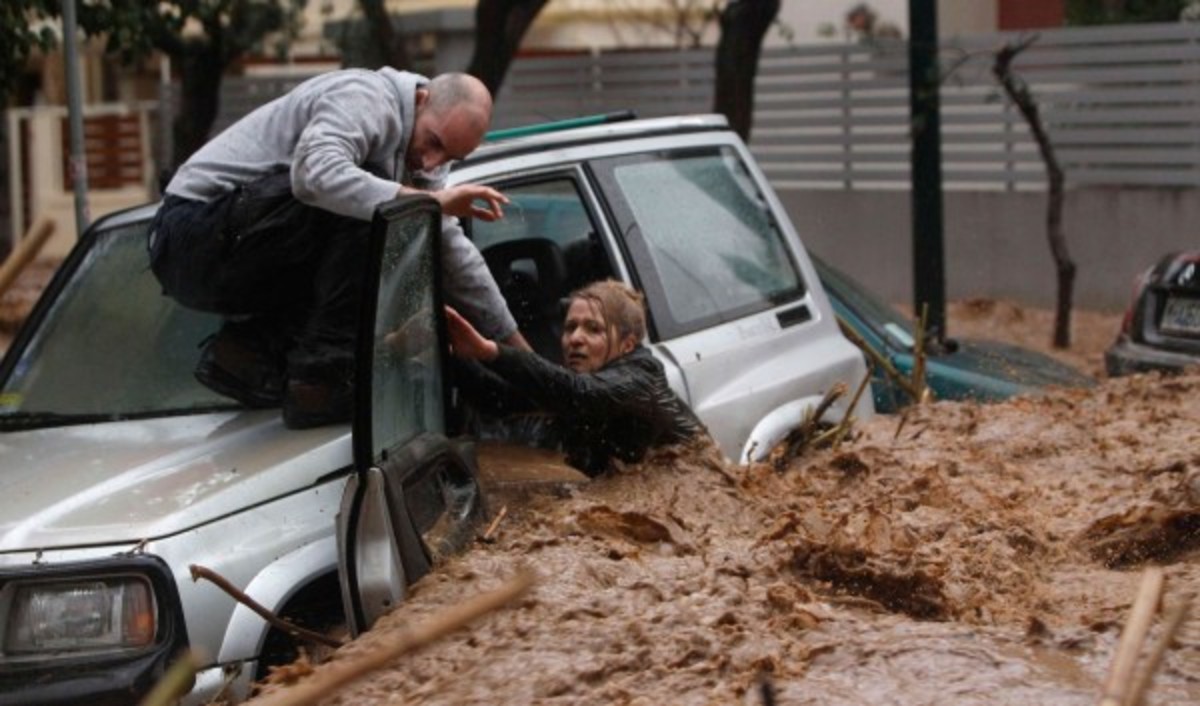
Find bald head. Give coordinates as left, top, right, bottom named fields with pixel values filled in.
left=406, top=73, right=493, bottom=174
left=426, top=73, right=492, bottom=131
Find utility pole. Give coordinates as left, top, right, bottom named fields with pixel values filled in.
left=62, top=0, right=90, bottom=238
left=908, top=0, right=945, bottom=341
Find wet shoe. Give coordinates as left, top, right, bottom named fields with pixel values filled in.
left=194, top=328, right=285, bottom=408
left=282, top=379, right=353, bottom=429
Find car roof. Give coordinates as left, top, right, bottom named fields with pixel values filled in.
left=457, top=114, right=732, bottom=171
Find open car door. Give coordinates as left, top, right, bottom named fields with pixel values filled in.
left=337, top=195, right=487, bottom=637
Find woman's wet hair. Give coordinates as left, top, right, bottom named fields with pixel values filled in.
left=569, top=280, right=647, bottom=350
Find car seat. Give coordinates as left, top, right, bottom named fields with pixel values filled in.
left=482, top=238, right=569, bottom=363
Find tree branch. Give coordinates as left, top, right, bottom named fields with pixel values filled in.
left=190, top=564, right=344, bottom=650
left=992, top=35, right=1075, bottom=348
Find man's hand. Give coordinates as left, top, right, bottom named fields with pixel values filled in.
left=434, top=184, right=509, bottom=221
left=444, top=306, right=500, bottom=361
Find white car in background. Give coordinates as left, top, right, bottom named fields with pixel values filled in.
left=0, top=114, right=870, bottom=704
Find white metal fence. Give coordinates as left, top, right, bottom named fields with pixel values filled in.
left=494, top=22, right=1200, bottom=190
left=163, top=22, right=1200, bottom=190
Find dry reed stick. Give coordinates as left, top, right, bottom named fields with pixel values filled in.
left=251, top=569, right=535, bottom=706
left=1124, top=597, right=1190, bottom=706
left=1099, top=567, right=1164, bottom=706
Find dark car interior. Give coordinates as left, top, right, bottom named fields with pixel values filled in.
left=467, top=178, right=614, bottom=365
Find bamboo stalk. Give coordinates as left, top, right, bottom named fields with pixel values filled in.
left=1124, top=597, right=1190, bottom=706
left=189, top=564, right=344, bottom=650
left=1099, top=567, right=1165, bottom=706
left=0, top=217, right=56, bottom=298
left=251, top=569, right=535, bottom=706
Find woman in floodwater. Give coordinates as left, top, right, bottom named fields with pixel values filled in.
left=446, top=279, right=706, bottom=476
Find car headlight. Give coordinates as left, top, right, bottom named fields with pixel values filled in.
left=4, top=576, right=156, bottom=655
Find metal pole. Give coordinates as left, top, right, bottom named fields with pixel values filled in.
left=62, top=0, right=90, bottom=238
left=908, top=0, right=945, bottom=341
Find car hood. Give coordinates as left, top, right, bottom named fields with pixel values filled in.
left=0, top=411, right=352, bottom=552
left=926, top=338, right=1095, bottom=395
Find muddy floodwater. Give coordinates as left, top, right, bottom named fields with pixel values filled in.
left=254, top=370, right=1200, bottom=705
left=5, top=261, right=1197, bottom=704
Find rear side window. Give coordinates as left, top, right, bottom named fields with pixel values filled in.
left=591, top=146, right=805, bottom=340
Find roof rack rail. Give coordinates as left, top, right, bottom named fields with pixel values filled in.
left=484, top=110, right=637, bottom=142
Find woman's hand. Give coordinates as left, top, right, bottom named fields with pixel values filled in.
left=444, top=306, right=500, bottom=361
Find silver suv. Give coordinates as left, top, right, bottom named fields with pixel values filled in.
left=0, top=114, right=870, bottom=704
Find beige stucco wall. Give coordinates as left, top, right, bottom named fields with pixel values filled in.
left=10, top=108, right=153, bottom=258
left=938, top=0, right=998, bottom=37
left=520, top=0, right=1000, bottom=50
left=289, top=1, right=1003, bottom=57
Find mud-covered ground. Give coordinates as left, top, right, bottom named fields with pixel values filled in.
left=250, top=339, right=1200, bottom=702
left=7, top=260, right=1199, bottom=704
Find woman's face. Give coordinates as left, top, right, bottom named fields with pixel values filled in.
left=562, top=298, right=630, bottom=373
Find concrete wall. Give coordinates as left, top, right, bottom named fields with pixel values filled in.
left=777, top=186, right=1200, bottom=313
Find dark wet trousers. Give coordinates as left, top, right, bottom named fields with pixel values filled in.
left=147, top=170, right=371, bottom=382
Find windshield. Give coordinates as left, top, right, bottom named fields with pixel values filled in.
left=593, top=146, right=805, bottom=339
left=0, top=217, right=232, bottom=425
left=811, top=255, right=916, bottom=351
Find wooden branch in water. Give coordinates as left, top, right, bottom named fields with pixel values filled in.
left=837, top=316, right=926, bottom=404
left=481, top=504, right=509, bottom=543
left=1099, top=567, right=1164, bottom=706
left=190, top=564, right=344, bottom=650
left=251, top=569, right=536, bottom=706
left=832, top=369, right=874, bottom=450
left=837, top=318, right=913, bottom=399
left=773, top=383, right=846, bottom=470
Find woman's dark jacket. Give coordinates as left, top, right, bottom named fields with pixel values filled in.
left=456, top=346, right=705, bottom=476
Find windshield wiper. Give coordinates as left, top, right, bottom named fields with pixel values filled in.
left=0, top=403, right=245, bottom=431
left=0, top=411, right=129, bottom=431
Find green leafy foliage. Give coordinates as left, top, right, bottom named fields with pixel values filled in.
left=74, top=0, right=306, bottom=66
left=0, top=0, right=57, bottom=101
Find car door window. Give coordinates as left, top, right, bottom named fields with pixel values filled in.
left=343, top=196, right=484, bottom=635
left=362, top=201, right=446, bottom=460
left=470, top=177, right=611, bottom=362
left=592, top=147, right=806, bottom=340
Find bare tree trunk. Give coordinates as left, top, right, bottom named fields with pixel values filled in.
left=712, top=0, right=780, bottom=142
left=993, top=37, right=1075, bottom=349
left=466, top=0, right=550, bottom=97
left=172, top=42, right=225, bottom=169
left=358, top=0, right=409, bottom=70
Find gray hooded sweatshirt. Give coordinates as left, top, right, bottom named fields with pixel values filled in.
left=166, top=68, right=516, bottom=340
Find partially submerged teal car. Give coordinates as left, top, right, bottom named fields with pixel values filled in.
left=812, top=256, right=1095, bottom=412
